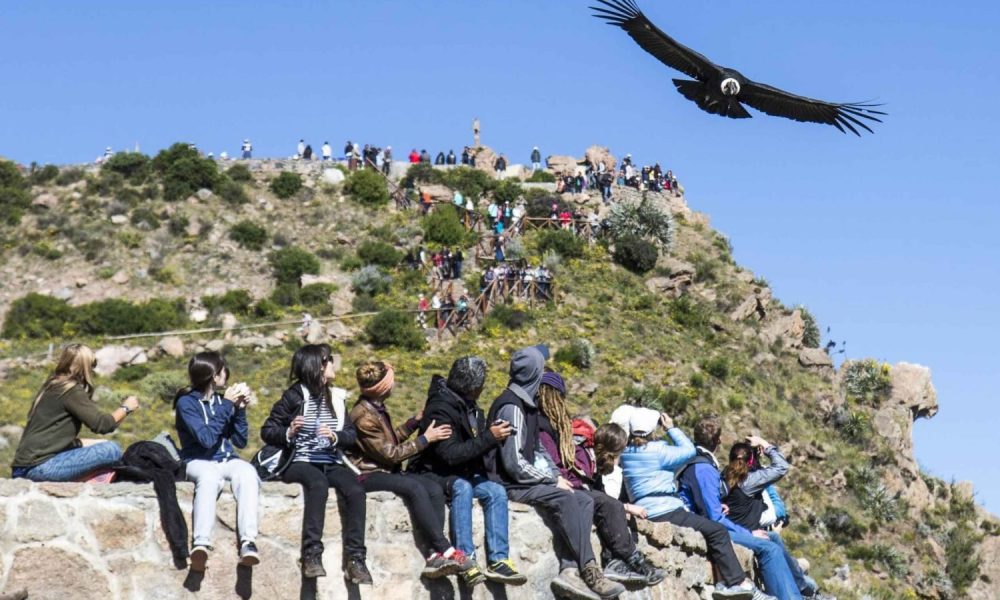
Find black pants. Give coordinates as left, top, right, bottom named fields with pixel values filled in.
left=282, top=462, right=367, bottom=560
left=363, top=471, right=450, bottom=554
left=508, top=485, right=597, bottom=571
left=650, top=509, right=746, bottom=586
left=579, top=489, right=636, bottom=561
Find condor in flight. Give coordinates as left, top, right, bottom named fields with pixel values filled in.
left=592, top=0, right=885, bottom=135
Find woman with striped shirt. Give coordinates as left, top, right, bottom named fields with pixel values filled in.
left=260, top=344, right=371, bottom=584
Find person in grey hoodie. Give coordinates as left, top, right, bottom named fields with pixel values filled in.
left=486, top=345, right=624, bottom=600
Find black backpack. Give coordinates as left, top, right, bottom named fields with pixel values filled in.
left=251, top=444, right=295, bottom=481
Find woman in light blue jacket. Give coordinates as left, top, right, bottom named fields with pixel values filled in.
left=617, top=407, right=769, bottom=600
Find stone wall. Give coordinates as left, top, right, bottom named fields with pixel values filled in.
left=0, top=480, right=752, bottom=600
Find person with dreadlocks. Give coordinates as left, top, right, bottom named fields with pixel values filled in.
left=346, top=360, right=473, bottom=580
left=535, top=371, right=665, bottom=587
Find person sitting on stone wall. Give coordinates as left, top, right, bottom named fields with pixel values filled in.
left=617, top=408, right=766, bottom=600
left=407, top=356, right=528, bottom=588
left=536, top=372, right=665, bottom=587
left=12, top=344, right=138, bottom=483
left=260, top=344, right=370, bottom=582
left=346, top=361, right=472, bottom=579
left=435, top=151, right=446, bottom=165
left=719, top=439, right=820, bottom=597
left=677, top=415, right=799, bottom=600
left=174, top=351, right=260, bottom=572
left=485, top=345, right=626, bottom=600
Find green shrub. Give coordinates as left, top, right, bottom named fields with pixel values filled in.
left=847, top=466, right=902, bottom=523
left=822, top=510, right=866, bottom=542
left=441, top=167, right=495, bottom=201
left=669, top=296, right=712, bottom=330
left=422, top=204, right=466, bottom=246
left=168, top=214, right=190, bottom=236
left=345, top=169, right=389, bottom=207
left=834, top=409, right=872, bottom=444
left=55, top=168, right=85, bottom=186
left=139, top=370, right=187, bottom=403
left=1, top=293, right=74, bottom=338
left=536, top=229, right=584, bottom=259
left=702, top=356, right=730, bottom=381
left=0, top=186, right=31, bottom=226
left=365, top=309, right=425, bottom=350
left=613, top=235, right=658, bottom=274
left=623, top=385, right=666, bottom=410
left=555, top=338, right=596, bottom=370
left=113, top=364, right=152, bottom=382
left=253, top=298, right=281, bottom=318
left=843, top=359, right=893, bottom=406
left=226, top=164, right=253, bottom=182
left=799, top=306, right=821, bottom=348
left=129, top=207, right=160, bottom=230
left=493, top=180, right=523, bottom=205
left=202, top=289, right=254, bottom=315
left=947, top=523, right=982, bottom=593
left=0, top=160, right=26, bottom=189
left=29, top=164, right=60, bottom=185
left=400, top=162, right=441, bottom=189
left=605, top=195, right=675, bottom=249
left=157, top=146, right=219, bottom=201
left=230, top=220, right=269, bottom=250
left=74, top=298, right=188, bottom=336
left=269, top=246, right=320, bottom=284
left=340, top=254, right=363, bottom=271
left=484, top=303, right=530, bottom=330
left=269, top=172, right=303, bottom=199
left=352, top=293, right=379, bottom=313
left=357, top=240, right=401, bottom=268
left=31, top=241, right=63, bottom=260
left=102, top=152, right=151, bottom=183
left=300, top=283, right=337, bottom=307
left=351, top=265, right=392, bottom=296
left=217, top=177, right=249, bottom=205
left=526, top=170, right=556, bottom=183
left=847, top=544, right=908, bottom=578
left=269, top=284, right=301, bottom=307
left=689, top=252, right=722, bottom=284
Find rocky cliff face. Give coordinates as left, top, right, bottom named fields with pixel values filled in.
left=0, top=480, right=753, bottom=600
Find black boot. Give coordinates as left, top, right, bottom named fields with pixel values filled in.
left=626, top=550, right=665, bottom=586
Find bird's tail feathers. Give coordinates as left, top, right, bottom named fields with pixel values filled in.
left=672, top=79, right=752, bottom=119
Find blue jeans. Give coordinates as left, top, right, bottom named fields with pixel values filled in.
left=451, top=476, right=509, bottom=562
left=19, top=441, right=122, bottom=482
left=729, top=528, right=803, bottom=600
left=766, top=531, right=810, bottom=592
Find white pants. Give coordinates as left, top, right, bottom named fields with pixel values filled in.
left=186, top=459, right=260, bottom=546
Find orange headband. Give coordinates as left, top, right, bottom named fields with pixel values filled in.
left=360, top=363, right=395, bottom=399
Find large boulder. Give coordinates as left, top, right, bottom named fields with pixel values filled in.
left=798, top=348, right=834, bottom=369
left=156, top=336, right=185, bottom=358
left=546, top=154, right=582, bottom=175
left=584, top=145, right=617, bottom=172
left=470, top=146, right=499, bottom=176
left=729, top=286, right=772, bottom=321
left=321, top=168, right=345, bottom=185
left=759, top=309, right=805, bottom=348
left=94, top=345, right=147, bottom=376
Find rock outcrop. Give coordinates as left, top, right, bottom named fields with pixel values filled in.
left=0, top=480, right=753, bottom=600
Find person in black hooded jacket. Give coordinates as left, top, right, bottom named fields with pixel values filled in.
left=408, top=356, right=526, bottom=587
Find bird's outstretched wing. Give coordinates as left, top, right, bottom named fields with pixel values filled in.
left=591, top=0, right=718, bottom=81
left=740, top=80, right=886, bottom=135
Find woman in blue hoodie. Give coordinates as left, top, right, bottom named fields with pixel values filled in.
left=174, top=352, right=260, bottom=572
left=619, top=407, right=765, bottom=600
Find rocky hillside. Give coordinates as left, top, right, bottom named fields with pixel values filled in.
left=0, top=147, right=997, bottom=599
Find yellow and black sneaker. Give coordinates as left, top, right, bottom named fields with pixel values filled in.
left=485, top=558, right=528, bottom=586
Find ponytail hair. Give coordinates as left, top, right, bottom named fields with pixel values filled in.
left=723, top=442, right=753, bottom=491
left=594, top=423, right=628, bottom=476
left=173, top=352, right=227, bottom=408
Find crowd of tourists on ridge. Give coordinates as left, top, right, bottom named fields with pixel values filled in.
left=12, top=342, right=828, bottom=600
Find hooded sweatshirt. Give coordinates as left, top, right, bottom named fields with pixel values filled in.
left=486, top=347, right=557, bottom=487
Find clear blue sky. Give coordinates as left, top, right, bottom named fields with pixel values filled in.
left=2, top=1, right=998, bottom=510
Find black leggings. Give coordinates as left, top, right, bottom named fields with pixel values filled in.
left=579, top=489, right=637, bottom=561
left=650, top=509, right=746, bottom=587
left=282, top=462, right=367, bottom=559
left=362, top=471, right=451, bottom=554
